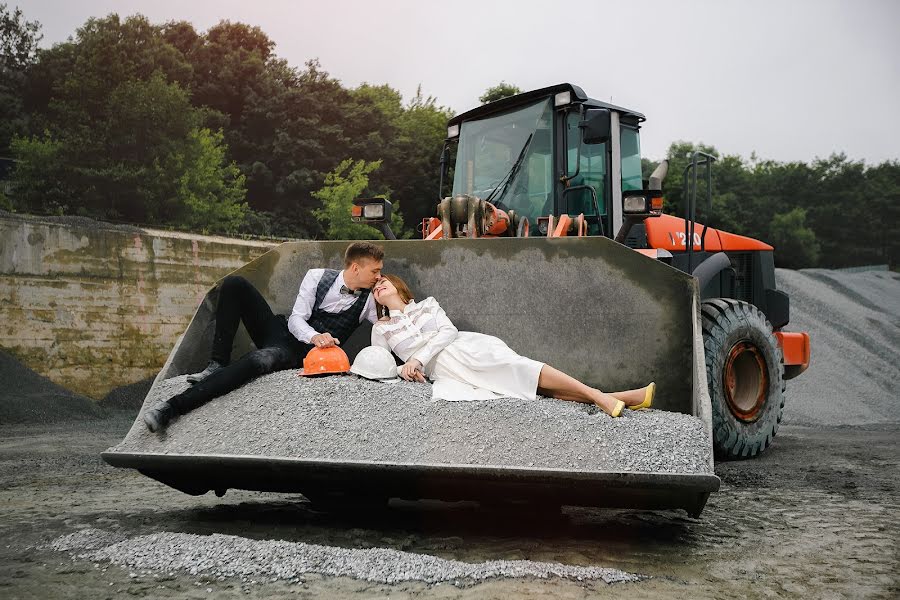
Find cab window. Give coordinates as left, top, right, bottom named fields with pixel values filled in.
left=620, top=126, right=642, bottom=191
left=565, top=111, right=606, bottom=225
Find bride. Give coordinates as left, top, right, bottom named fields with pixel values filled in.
left=370, top=275, right=654, bottom=417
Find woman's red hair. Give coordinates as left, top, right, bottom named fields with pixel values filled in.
left=375, top=274, right=414, bottom=318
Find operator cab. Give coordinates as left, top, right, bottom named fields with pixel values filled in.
left=443, top=83, right=647, bottom=238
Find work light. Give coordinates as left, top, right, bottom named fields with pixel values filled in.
left=623, top=195, right=649, bottom=213
left=554, top=91, right=571, bottom=107
left=363, top=204, right=384, bottom=219
left=622, top=190, right=663, bottom=215
left=351, top=198, right=391, bottom=223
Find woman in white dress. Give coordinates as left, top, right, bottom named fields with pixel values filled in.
left=370, top=275, right=655, bottom=417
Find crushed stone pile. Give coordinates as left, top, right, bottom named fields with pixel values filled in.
left=98, top=377, right=154, bottom=411
left=775, top=268, right=900, bottom=426
left=111, top=372, right=713, bottom=475
left=50, top=528, right=641, bottom=585
left=0, top=350, right=104, bottom=424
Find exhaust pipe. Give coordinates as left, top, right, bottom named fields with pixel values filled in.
left=649, top=160, right=669, bottom=191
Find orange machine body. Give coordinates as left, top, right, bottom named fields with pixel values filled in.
left=644, top=214, right=773, bottom=253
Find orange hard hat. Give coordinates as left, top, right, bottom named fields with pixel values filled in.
left=301, top=346, right=351, bottom=376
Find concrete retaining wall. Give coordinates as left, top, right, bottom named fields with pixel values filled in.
left=0, top=214, right=276, bottom=399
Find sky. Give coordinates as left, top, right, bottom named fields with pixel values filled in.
left=18, top=0, right=900, bottom=164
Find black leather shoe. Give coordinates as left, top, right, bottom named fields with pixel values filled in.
left=144, top=402, right=175, bottom=432
left=187, top=360, right=224, bottom=384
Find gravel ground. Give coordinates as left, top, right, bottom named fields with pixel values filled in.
left=49, top=528, right=641, bottom=586
left=2, top=419, right=896, bottom=599
left=775, top=268, right=900, bottom=426
left=112, top=373, right=713, bottom=475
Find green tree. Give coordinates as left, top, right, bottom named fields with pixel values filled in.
left=657, top=142, right=898, bottom=269
left=30, top=14, right=191, bottom=133
left=0, top=4, right=40, bottom=69
left=14, top=71, right=205, bottom=222
left=99, top=72, right=203, bottom=221
left=660, top=140, right=721, bottom=219
left=313, top=159, right=407, bottom=240
left=10, top=15, right=251, bottom=231
left=174, top=128, right=248, bottom=233
left=641, top=157, right=660, bottom=182
left=479, top=82, right=521, bottom=104
left=0, top=3, right=42, bottom=153
left=359, top=84, right=452, bottom=227
left=864, top=160, right=900, bottom=267
left=175, top=20, right=275, bottom=125
left=769, top=207, right=821, bottom=268
left=20, top=12, right=451, bottom=238
left=8, top=132, right=69, bottom=214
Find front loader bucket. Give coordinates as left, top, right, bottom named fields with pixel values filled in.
left=103, top=237, right=719, bottom=516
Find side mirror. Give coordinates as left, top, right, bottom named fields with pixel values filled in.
left=581, top=108, right=611, bottom=145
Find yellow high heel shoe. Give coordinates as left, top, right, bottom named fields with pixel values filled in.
left=609, top=399, right=625, bottom=417
left=628, top=382, right=655, bottom=410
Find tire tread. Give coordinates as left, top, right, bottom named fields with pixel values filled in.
left=702, top=298, right=785, bottom=461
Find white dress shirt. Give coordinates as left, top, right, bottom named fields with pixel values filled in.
left=287, top=269, right=378, bottom=344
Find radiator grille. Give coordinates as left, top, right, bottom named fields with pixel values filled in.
left=730, top=252, right=753, bottom=301
left=623, top=223, right=647, bottom=249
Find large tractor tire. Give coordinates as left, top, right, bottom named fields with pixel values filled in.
left=701, top=299, right=785, bottom=460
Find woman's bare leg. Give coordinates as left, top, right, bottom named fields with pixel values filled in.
left=536, top=365, right=623, bottom=416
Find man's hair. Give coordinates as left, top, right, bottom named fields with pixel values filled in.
left=344, top=241, right=384, bottom=266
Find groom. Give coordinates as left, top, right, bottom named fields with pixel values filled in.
left=143, top=241, right=384, bottom=432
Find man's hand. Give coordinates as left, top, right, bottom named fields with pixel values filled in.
left=311, top=333, right=340, bottom=348
left=400, top=359, right=425, bottom=382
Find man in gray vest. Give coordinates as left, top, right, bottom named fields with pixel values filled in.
left=143, top=242, right=384, bottom=432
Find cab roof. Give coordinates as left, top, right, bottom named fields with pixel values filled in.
left=447, top=83, right=646, bottom=127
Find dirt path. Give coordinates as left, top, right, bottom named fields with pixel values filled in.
left=1, top=415, right=897, bottom=599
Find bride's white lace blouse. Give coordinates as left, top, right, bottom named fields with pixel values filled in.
left=370, top=297, right=456, bottom=373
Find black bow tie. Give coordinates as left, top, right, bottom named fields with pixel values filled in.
left=340, top=285, right=362, bottom=297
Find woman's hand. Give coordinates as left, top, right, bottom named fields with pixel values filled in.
left=400, top=359, right=425, bottom=382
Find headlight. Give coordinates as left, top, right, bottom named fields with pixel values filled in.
left=363, top=204, right=384, bottom=219
left=623, top=195, right=648, bottom=213
left=351, top=198, right=391, bottom=222
left=447, top=124, right=460, bottom=139
left=554, top=91, right=571, bottom=107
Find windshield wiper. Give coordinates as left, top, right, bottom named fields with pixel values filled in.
left=484, top=133, right=533, bottom=208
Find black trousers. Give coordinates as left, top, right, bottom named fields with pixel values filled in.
left=167, top=275, right=313, bottom=416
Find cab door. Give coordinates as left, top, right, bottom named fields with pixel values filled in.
left=559, top=109, right=610, bottom=236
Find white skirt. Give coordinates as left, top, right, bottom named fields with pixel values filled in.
left=427, top=331, right=545, bottom=402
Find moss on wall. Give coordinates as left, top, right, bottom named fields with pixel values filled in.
left=0, top=216, right=277, bottom=399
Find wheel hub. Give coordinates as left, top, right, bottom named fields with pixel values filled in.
left=723, top=341, right=769, bottom=422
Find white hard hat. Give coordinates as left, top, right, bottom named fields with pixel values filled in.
left=350, top=346, right=401, bottom=383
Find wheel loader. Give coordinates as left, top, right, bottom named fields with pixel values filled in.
left=354, top=83, right=811, bottom=460
left=103, top=83, right=809, bottom=516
